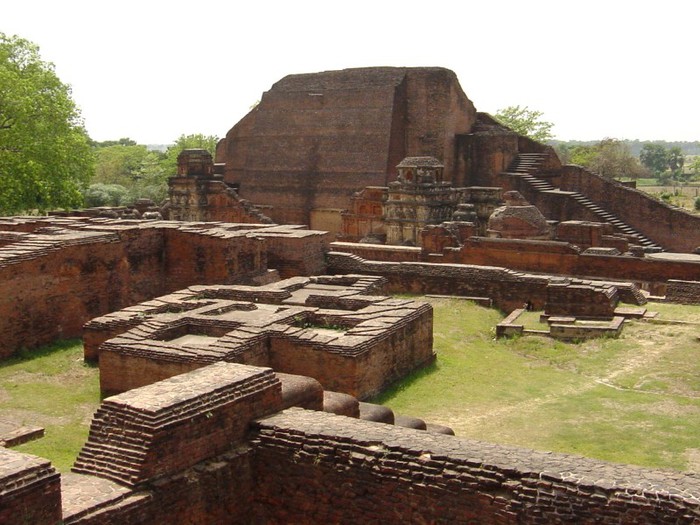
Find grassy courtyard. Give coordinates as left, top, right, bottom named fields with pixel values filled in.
left=0, top=340, right=100, bottom=472
left=373, top=298, right=700, bottom=472
left=1, top=298, right=699, bottom=473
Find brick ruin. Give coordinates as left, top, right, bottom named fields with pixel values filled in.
left=0, top=216, right=331, bottom=358
left=211, top=66, right=700, bottom=253
left=167, top=149, right=273, bottom=224
left=3, top=360, right=700, bottom=524
left=84, top=275, right=434, bottom=399
left=3, top=65, right=700, bottom=522
left=215, top=67, right=476, bottom=229
left=1, top=213, right=699, bottom=522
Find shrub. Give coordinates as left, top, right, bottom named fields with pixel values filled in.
left=83, top=183, right=129, bottom=207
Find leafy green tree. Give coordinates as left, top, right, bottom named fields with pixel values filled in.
left=688, top=156, right=700, bottom=179
left=91, top=137, right=137, bottom=148
left=160, top=133, right=219, bottom=175
left=89, top=142, right=168, bottom=205
left=494, top=105, right=554, bottom=143
left=93, top=144, right=153, bottom=185
left=88, top=134, right=218, bottom=208
left=667, top=146, right=685, bottom=173
left=0, top=33, right=93, bottom=214
left=639, top=144, right=670, bottom=176
left=567, top=139, right=647, bottom=179
left=640, top=144, right=689, bottom=184
left=567, top=144, right=598, bottom=167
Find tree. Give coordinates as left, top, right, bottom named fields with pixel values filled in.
left=0, top=33, right=93, bottom=214
left=688, top=156, right=700, bottom=179
left=639, top=144, right=670, bottom=176
left=91, top=137, right=137, bottom=148
left=640, top=144, right=689, bottom=184
left=87, top=133, right=218, bottom=208
left=160, top=133, right=219, bottom=175
left=567, top=139, right=647, bottom=179
left=83, top=183, right=129, bottom=207
left=493, top=105, right=554, bottom=143
left=89, top=142, right=168, bottom=205
left=93, top=144, right=153, bottom=185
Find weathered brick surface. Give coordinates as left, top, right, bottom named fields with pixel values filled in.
left=327, top=251, right=641, bottom=313
left=545, top=282, right=619, bottom=318
left=559, top=165, right=700, bottom=252
left=167, top=174, right=273, bottom=224
left=217, top=67, right=476, bottom=228
left=339, top=186, right=387, bottom=242
left=331, top=235, right=700, bottom=295
left=0, top=218, right=329, bottom=358
left=61, top=472, right=152, bottom=525
left=666, top=279, right=700, bottom=304
left=89, top=275, right=432, bottom=399
left=6, top=363, right=700, bottom=524
left=73, top=362, right=281, bottom=486
left=252, top=408, right=700, bottom=524
left=0, top=448, right=61, bottom=525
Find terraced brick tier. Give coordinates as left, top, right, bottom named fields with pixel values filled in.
left=73, top=362, right=282, bottom=486
left=0, top=448, right=61, bottom=524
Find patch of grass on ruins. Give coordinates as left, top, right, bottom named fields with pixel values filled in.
left=0, top=339, right=99, bottom=472
left=373, top=297, right=700, bottom=472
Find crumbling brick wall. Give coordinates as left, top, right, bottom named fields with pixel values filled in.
left=251, top=408, right=700, bottom=524
left=5, top=364, right=700, bottom=524
left=0, top=218, right=329, bottom=358
left=0, top=449, right=61, bottom=525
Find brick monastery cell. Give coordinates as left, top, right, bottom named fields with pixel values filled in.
left=1, top=66, right=700, bottom=523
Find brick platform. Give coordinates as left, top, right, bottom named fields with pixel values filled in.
left=87, top=275, right=433, bottom=399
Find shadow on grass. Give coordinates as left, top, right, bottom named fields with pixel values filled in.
left=0, top=338, right=91, bottom=369
left=370, top=359, right=439, bottom=405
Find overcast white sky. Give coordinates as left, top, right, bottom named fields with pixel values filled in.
left=4, top=0, right=699, bottom=144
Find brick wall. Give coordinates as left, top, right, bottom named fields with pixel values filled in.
left=0, top=448, right=61, bottom=525
left=0, top=219, right=332, bottom=358
left=331, top=237, right=700, bottom=293
left=327, top=251, right=553, bottom=311
left=73, top=362, right=281, bottom=486
left=665, top=280, right=700, bottom=304
left=7, top=364, right=700, bottom=523
left=559, top=165, right=700, bottom=252
left=88, top=276, right=432, bottom=399
left=252, top=408, right=700, bottom=524
left=168, top=175, right=273, bottom=224
left=326, top=251, right=647, bottom=313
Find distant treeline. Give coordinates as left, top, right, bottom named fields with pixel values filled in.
left=550, top=140, right=700, bottom=157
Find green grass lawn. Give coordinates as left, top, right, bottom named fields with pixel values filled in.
left=2, top=299, right=699, bottom=473
left=0, top=340, right=100, bottom=472
left=372, top=297, right=700, bottom=472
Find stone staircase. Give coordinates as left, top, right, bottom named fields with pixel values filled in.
left=502, top=153, right=663, bottom=252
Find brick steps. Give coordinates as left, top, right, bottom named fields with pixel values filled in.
left=503, top=153, right=663, bottom=252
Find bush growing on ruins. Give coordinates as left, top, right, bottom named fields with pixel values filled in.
left=494, top=105, right=554, bottom=143
left=694, top=196, right=700, bottom=211
left=0, top=33, right=93, bottom=214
